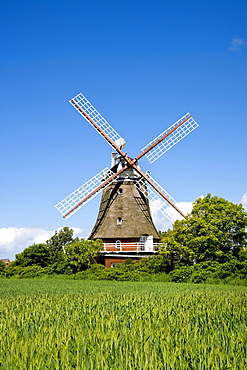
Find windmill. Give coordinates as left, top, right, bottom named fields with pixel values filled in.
left=55, top=93, right=198, bottom=267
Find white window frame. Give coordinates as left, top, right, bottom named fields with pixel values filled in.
left=116, top=240, right=121, bottom=248
left=117, top=217, right=122, bottom=225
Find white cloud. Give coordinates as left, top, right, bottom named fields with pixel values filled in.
left=240, top=192, right=247, bottom=211
left=228, top=38, right=245, bottom=52
left=0, top=226, right=85, bottom=261
left=177, top=201, right=193, bottom=215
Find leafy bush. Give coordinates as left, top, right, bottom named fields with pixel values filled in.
left=73, top=271, right=88, bottom=280
left=87, top=264, right=106, bottom=273
left=0, top=260, right=6, bottom=275
left=190, top=270, right=213, bottom=283
left=170, top=266, right=193, bottom=282
left=213, top=260, right=247, bottom=279
left=168, top=259, right=247, bottom=284
left=136, top=255, right=172, bottom=273
left=18, top=265, right=45, bottom=278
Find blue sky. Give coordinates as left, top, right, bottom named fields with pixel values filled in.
left=1, top=0, right=246, bottom=260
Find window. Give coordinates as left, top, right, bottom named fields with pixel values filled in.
left=116, top=240, right=121, bottom=248
left=117, top=217, right=122, bottom=225
left=140, top=235, right=147, bottom=251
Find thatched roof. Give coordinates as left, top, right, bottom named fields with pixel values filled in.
left=89, top=176, right=160, bottom=241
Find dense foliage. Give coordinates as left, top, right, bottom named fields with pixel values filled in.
left=64, top=239, right=103, bottom=273
left=1, top=194, right=247, bottom=284
left=160, top=194, right=247, bottom=265
left=3, top=227, right=103, bottom=277
left=1, top=280, right=247, bottom=369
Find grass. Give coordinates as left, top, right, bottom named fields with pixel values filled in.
left=0, top=279, right=246, bottom=369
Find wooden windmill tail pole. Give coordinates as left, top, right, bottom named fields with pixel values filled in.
left=132, top=164, right=186, bottom=219
left=135, top=115, right=192, bottom=161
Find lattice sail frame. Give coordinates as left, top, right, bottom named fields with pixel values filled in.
left=135, top=175, right=184, bottom=223
left=141, top=113, right=199, bottom=163
left=70, top=93, right=126, bottom=150
left=55, top=167, right=114, bottom=219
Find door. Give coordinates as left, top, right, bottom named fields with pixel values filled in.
left=140, top=235, right=153, bottom=252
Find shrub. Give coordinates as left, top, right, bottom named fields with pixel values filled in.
left=169, top=266, right=193, bottom=282
left=0, top=260, right=6, bottom=275
left=18, top=265, right=46, bottom=278
left=214, top=260, right=241, bottom=279
left=73, top=271, right=88, bottom=280
left=87, top=264, right=106, bottom=273
left=190, top=270, right=213, bottom=283
left=137, top=256, right=171, bottom=273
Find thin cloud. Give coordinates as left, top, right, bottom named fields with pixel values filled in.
left=0, top=226, right=85, bottom=261
left=240, top=192, right=247, bottom=211
left=228, top=38, right=245, bottom=52
left=177, top=201, right=194, bottom=216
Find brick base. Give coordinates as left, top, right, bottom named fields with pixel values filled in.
left=104, top=256, right=140, bottom=268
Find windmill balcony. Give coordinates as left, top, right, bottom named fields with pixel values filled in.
left=101, top=242, right=161, bottom=253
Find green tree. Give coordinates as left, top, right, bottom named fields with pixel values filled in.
left=15, top=243, right=52, bottom=268
left=10, top=228, right=103, bottom=275
left=65, top=239, right=103, bottom=273
left=45, top=227, right=75, bottom=268
left=13, top=228, right=75, bottom=271
left=161, top=194, right=247, bottom=265
left=46, top=227, right=74, bottom=252
left=0, top=260, right=6, bottom=275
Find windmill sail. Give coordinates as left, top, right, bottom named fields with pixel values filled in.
left=70, top=93, right=126, bottom=150
left=141, top=113, right=198, bottom=163
left=55, top=167, right=115, bottom=218
left=135, top=175, right=184, bottom=223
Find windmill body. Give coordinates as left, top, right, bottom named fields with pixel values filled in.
left=55, top=93, right=199, bottom=267
left=89, top=163, right=161, bottom=266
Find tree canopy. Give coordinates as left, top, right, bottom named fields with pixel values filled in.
left=161, top=194, right=247, bottom=265
left=13, top=227, right=103, bottom=274
left=15, top=243, right=53, bottom=268
left=46, top=226, right=74, bottom=252
left=65, top=239, right=103, bottom=273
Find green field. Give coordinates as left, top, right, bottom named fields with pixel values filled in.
left=0, top=279, right=246, bottom=369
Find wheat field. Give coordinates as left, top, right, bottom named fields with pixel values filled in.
left=0, top=279, right=246, bottom=369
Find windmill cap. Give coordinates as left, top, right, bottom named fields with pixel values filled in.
left=115, top=137, right=126, bottom=149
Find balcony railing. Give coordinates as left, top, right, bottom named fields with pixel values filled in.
left=101, top=242, right=161, bottom=253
